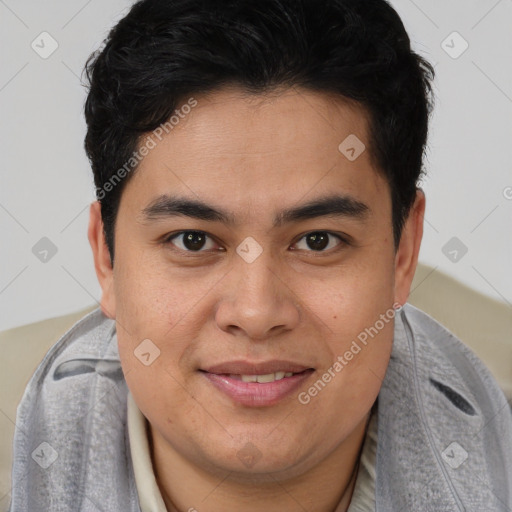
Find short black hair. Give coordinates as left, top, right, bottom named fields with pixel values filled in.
left=84, top=0, right=435, bottom=263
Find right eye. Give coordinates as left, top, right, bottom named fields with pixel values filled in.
left=164, top=231, right=221, bottom=253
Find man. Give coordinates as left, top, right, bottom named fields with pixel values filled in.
left=9, top=0, right=512, bottom=510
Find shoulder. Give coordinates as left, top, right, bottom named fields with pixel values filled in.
left=398, top=303, right=510, bottom=415
left=376, top=303, right=512, bottom=510
left=8, top=309, right=139, bottom=512
left=0, top=306, right=100, bottom=505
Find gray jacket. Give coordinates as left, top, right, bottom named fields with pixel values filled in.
left=9, top=304, right=512, bottom=511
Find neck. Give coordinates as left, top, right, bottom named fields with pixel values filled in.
left=150, top=412, right=371, bottom=512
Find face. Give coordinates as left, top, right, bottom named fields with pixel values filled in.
left=89, top=86, right=423, bottom=480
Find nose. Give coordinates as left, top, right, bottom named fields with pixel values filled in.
left=215, top=251, right=301, bottom=341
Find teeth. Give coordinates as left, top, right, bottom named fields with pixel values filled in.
left=235, top=371, right=296, bottom=383
left=256, top=373, right=275, bottom=383
left=240, top=374, right=257, bottom=382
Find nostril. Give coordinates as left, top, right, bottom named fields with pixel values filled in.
left=429, top=378, right=476, bottom=416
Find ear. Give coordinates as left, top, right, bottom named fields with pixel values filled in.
left=88, top=201, right=116, bottom=319
left=394, top=189, right=425, bottom=306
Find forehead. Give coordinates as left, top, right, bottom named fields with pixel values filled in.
left=164, top=86, right=371, bottom=162
left=121, top=85, right=389, bottom=221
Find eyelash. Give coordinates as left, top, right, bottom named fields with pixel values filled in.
left=162, top=230, right=349, bottom=255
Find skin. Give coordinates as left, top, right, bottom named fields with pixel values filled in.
left=89, top=85, right=425, bottom=512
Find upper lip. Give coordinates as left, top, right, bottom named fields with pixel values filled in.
left=202, top=360, right=314, bottom=375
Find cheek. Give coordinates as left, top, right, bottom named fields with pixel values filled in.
left=116, top=320, right=201, bottom=437
left=295, top=254, right=395, bottom=407
left=299, top=257, right=395, bottom=341
left=112, top=247, right=199, bottom=342
left=296, top=320, right=393, bottom=436
left=112, top=255, right=219, bottom=413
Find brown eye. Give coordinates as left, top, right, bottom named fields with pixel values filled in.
left=167, top=231, right=216, bottom=252
left=293, top=232, right=343, bottom=252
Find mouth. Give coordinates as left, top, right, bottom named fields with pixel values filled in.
left=199, top=361, right=315, bottom=407
left=225, top=371, right=302, bottom=383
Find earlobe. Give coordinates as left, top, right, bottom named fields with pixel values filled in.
left=394, top=189, right=426, bottom=307
left=88, top=201, right=116, bottom=319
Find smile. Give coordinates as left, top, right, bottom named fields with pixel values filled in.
left=200, top=366, right=315, bottom=407
left=230, top=371, right=296, bottom=383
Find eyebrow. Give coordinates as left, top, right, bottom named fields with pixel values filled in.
left=140, top=193, right=370, bottom=227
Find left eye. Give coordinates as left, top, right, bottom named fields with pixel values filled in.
left=166, top=231, right=218, bottom=252
left=292, top=232, right=343, bottom=252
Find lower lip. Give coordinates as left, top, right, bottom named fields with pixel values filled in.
left=201, top=370, right=314, bottom=407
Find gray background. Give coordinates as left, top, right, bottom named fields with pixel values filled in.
left=1, top=0, right=511, bottom=331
